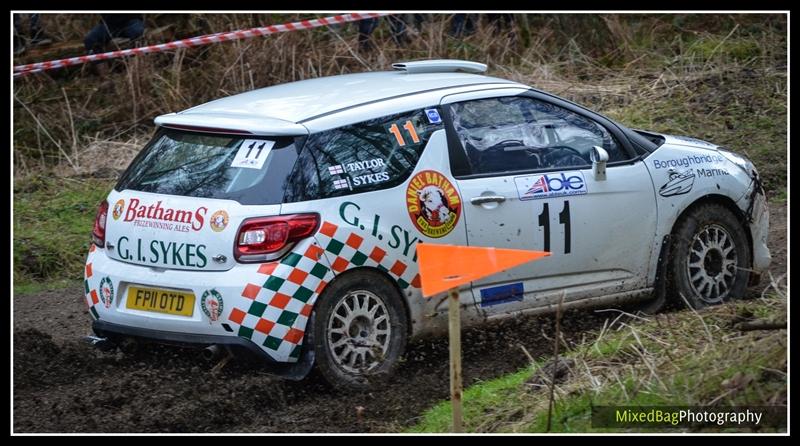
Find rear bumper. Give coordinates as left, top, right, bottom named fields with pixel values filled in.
left=91, top=319, right=316, bottom=380
left=91, top=319, right=277, bottom=362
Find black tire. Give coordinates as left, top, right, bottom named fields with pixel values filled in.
left=667, top=203, right=751, bottom=309
left=312, top=269, right=408, bottom=390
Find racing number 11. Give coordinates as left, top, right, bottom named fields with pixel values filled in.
left=538, top=201, right=571, bottom=254
left=389, top=120, right=420, bottom=146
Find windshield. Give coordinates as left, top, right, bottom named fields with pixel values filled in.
left=115, top=129, right=303, bottom=205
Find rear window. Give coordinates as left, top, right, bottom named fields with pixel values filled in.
left=116, top=129, right=303, bottom=205
left=283, top=107, right=443, bottom=203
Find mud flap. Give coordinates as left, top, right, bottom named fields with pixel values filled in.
left=268, top=311, right=316, bottom=381
left=652, top=234, right=672, bottom=307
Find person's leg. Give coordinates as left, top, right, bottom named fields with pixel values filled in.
left=14, top=14, right=25, bottom=54
left=84, top=22, right=112, bottom=53
left=116, top=18, right=145, bottom=41
left=29, top=14, right=42, bottom=36
left=357, top=18, right=378, bottom=51
left=450, top=14, right=465, bottom=36
left=28, top=13, right=52, bottom=45
left=389, top=15, right=408, bottom=46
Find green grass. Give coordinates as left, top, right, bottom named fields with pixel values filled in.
left=13, top=278, right=83, bottom=296
left=407, top=297, right=787, bottom=433
left=603, top=68, right=787, bottom=199
left=13, top=176, right=115, bottom=289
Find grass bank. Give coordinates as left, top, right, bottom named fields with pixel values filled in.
left=13, top=175, right=115, bottom=293
left=407, top=296, right=787, bottom=433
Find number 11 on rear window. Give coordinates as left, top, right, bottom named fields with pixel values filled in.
left=388, top=120, right=420, bottom=147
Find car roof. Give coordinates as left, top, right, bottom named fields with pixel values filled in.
left=155, top=68, right=525, bottom=135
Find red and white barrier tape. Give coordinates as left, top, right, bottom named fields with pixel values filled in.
left=14, top=13, right=388, bottom=77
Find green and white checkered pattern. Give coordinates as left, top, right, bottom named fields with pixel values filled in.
left=227, top=238, right=336, bottom=362
left=84, top=244, right=101, bottom=321
left=315, top=221, right=421, bottom=290
left=226, top=220, right=421, bottom=363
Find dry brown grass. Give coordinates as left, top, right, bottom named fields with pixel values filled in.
left=12, top=13, right=787, bottom=180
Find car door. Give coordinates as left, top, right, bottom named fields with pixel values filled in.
left=440, top=89, right=658, bottom=316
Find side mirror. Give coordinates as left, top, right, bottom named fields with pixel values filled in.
left=590, top=146, right=609, bottom=181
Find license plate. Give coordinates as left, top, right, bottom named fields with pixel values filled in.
left=126, top=285, right=195, bottom=316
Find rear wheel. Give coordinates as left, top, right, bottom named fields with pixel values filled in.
left=668, top=203, right=751, bottom=309
left=312, top=270, right=408, bottom=389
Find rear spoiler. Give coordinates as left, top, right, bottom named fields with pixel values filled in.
left=154, top=112, right=309, bottom=136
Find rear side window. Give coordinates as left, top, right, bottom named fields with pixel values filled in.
left=283, top=108, right=443, bottom=202
left=116, top=129, right=302, bottom=205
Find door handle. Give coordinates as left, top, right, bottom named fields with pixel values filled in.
left=470, top=195, right=506, bottom=205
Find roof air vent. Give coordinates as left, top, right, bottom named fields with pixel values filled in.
left=392, top=59, right=487, bottom=74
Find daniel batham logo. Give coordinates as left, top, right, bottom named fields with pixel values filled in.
left=514, top=171, right=588, bottom=200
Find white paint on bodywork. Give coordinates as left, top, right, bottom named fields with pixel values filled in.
left=643, top=134, right=767, bottom=282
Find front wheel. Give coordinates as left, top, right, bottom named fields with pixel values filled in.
left=312, top=270, right=408, bottom=390
left=668, top=203, right=752, bottom=309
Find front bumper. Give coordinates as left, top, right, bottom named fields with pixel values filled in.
left=747, top=185, right=771, bottom=273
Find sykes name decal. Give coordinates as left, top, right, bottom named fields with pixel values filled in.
left=515, top=171, right=588, bottom=200
left=116, top=236, right=208, bottom=268
left=328, top=159, right=391, bottom=190
left=121, top=198, right=208, bottom=232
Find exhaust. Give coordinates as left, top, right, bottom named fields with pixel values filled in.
left=202, top=344, right=223, bottom=362
left=83, top=335, right=115, bottom=351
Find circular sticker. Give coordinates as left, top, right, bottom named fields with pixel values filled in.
left=112, top=199, right=125, bottom=220
left=210, top=210, right=229, bottom=232
left=98, top=277, right=114, bottom=309
left=201, top=289, right=224, bottom=322
left=406, top=170, right=462, bottom=238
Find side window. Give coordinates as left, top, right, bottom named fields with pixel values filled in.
left=448, top=96, right=626, bottom=176
left=284, top=108, right=443, bottom=202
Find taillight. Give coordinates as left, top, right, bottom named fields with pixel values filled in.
left=92, top=200, right=109, bottom=248
left=234, top=213, right=320, bottom=262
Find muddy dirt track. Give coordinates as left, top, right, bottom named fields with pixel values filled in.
left=13, top=205, right=787, bottom=433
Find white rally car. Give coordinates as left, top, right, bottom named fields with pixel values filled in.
left=85, top=60, right=770, bottom=388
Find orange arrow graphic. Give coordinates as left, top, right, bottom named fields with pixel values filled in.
left=416, top=244, right=550, bottom=298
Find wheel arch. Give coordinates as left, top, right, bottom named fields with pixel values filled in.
left=654, top=193, right=754, bottom=294
left=671, top=194, right=753, bottom=253
left=317, top=265, right=414, bottom=338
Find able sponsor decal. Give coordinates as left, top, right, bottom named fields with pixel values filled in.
left=659, top=169, right=696, bottom=197
left=209, top=210, right=229, bottom=232
left=200, top=289, right=224, bottom=322
left=122, top=198, right=207, bottom=232
left=112, top=199, right=124, bottom=220
left=405, top=170, right=462, bottom=239
left=651, top=153, right=725, bottom=170
left=98, top=276, right=114, bottom=309
left=515, top=171, right=588, bottom=200
left=116, top=236, right=208, bottom=268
